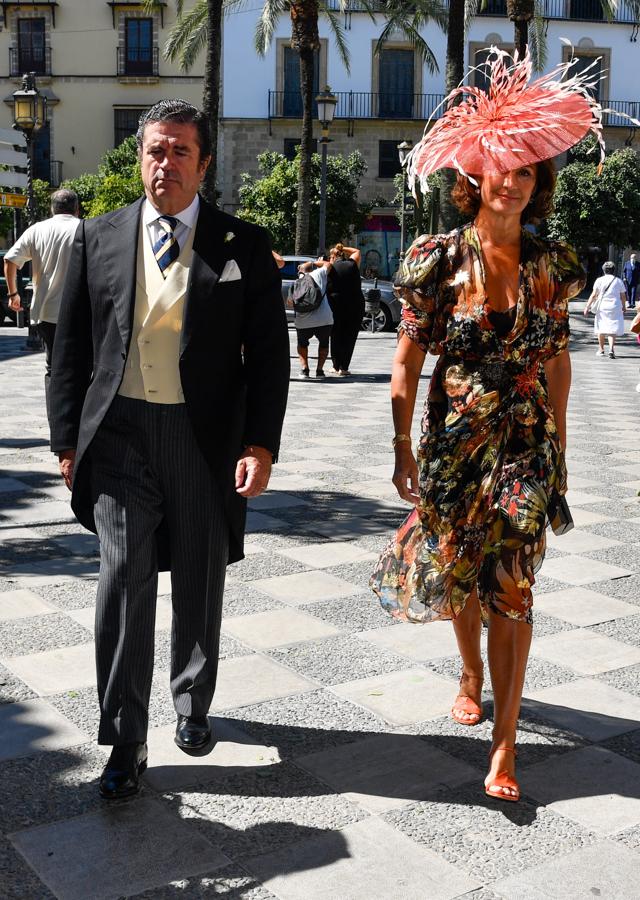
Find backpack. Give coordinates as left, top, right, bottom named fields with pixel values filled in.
left=288, top=273, right=323, bottom=314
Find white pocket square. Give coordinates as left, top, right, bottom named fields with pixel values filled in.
left=219, top=259, right=242, bottom=283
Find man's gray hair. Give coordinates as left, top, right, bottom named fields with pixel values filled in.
left=136, top=99, right=211, bottom=161
left=51, top=189, right=79, bottom=215
left=602, top=261, right=616, bottom=274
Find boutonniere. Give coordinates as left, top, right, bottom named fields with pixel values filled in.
left=224, top=231, right=235, bottom=243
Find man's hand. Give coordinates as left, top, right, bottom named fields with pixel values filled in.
left=235, top=445, right=273, bottom=498
left=8, top=294, right=22, bottom=312
left=392, top=446, right=420, bottom=505
left=58, top=449, right=76, bottom=491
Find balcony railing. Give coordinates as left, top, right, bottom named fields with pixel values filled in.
left=269, top=91, right=445, bottom=121
left=9, top=46, right=51, bottom=78
left=117, top=46, right=159, bottom=78
left=327, top=0, right=637, bottom=22
left=603, top=100, right=640, bottom=128
left=269, top=90, right=639, bottom=129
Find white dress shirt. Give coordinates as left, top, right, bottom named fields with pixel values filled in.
left=143, top=194, right=200, bottom=255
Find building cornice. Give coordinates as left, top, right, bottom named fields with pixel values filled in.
left=106, top=1, right=167, bottom=28
left=1, top=1, right=59, bottom=28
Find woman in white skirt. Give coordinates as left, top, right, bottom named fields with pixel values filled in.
left=584, top=261, right=627, bottom=358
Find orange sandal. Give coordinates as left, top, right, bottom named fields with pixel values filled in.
left=485, top=746, right=520, bottom=803
left=451, top=695, right=483, bottom=726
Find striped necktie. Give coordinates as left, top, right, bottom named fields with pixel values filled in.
left=153, top=215, right=179, bottom=277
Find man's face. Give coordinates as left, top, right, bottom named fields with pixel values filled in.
left=139, top=120, right=210, bottom=214
left=632, top=255, right=637, bottom=264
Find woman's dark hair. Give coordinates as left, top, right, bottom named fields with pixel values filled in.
left=450, top=158, right=556, bottom=224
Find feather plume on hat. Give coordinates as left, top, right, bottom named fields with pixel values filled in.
left=406, top=46, right=631, bottom=196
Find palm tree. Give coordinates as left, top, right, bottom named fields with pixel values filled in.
left=256, top=0, right=448, bottom=252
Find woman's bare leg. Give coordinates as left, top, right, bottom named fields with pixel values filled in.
left=451, top=588, right=484, bottom=723
left=485, top=610, right=532, bottom=797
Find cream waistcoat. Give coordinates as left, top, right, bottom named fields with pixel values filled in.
left=118, top=218, right=195, bottom=404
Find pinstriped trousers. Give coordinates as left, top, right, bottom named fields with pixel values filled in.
left=90, top=396, right=229, bottom=745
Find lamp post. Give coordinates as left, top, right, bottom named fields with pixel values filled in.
left=12, top=72, right=47, bottom=350
left=316, top=86, right=337, bottom=256
left=12, top=72, right=47, bottom=226
left=397, top=140, right=413, bottom=257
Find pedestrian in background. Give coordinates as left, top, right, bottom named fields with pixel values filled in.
left=623, top=253, right=640, bottom=308
left=293, top=259, right=333, bottom=378
left=48, top=100, right=289, bottom=800
left=584, top=261, right=626, bottom=359
left=327, top=242, right=365, bottom=376
left=4, top=189, right=80, bottom=424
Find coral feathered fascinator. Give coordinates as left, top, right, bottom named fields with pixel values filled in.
left=406, top=46, right=611, bottom=194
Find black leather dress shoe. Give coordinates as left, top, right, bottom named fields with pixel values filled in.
left=174, top=714, right=213, bottom=755
left=99, top=742, right=148, bottom=800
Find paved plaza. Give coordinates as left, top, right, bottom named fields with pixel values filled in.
left=1, top=302, right=640, bottom=899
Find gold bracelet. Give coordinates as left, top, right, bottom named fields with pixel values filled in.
left=392, top=433, right=412, bottom=449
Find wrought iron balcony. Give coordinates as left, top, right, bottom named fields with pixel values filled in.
left=268, top=90, right=445, bottom=121
left=268, top=90, right=639, bottom=130
left=9, top=46, right=51, bottom=78
left=117, top=45, right=159, bottom=78
left=327, top=0, right=637, bottom=21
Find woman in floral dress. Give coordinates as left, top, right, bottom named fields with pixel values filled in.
left=371, top=153, right=586, bottom=802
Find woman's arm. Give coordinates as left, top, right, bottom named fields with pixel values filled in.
left=583, top=286, right=598, bottom=315
left=391, top=333, right=427, bottom=504
left=544, top=349, right=571, bottom=450
left=341, top=245, right=361, bottom=267
left=621, top=289, right=628, bottom=311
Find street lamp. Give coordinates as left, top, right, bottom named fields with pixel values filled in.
left=12, top=73, right=47, bottom=350
left=316, top=85, right=337, bottom=256
left=397, top=140, right=413, bottom=257
left=12, top=72, right=47, bottom=226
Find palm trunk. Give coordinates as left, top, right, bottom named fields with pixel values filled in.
left=439, top=0, right=466, bottom=233
left=296, top=46, right=315, bottom=253
left=291, top=1, right=320, bottom=255
left=507, top=0, right=534, bottom=59
left=202, top=0, right=223, bottom=206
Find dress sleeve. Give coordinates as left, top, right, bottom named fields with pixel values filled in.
left=395, top=235, right=449, bottom=354
left=545, top=241, right=586, bottom=358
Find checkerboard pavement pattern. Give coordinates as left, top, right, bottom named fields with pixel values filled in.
left=1, top=302, right=640, bottom=899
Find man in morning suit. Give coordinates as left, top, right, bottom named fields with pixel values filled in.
left=623, top=252, right=640, bottom=308
left=49, top=100, right=290, bottom=799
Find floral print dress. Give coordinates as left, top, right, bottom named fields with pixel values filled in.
left=370, top=223, right=585, bottom=625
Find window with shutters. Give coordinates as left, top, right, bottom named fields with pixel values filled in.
left=378, top=49, right=414, bottom=118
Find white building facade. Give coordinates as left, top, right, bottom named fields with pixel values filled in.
left=221, top=1, right=640, bottom=271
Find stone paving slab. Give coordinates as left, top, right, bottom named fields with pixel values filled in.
left=330, top=667, right=456, bottom=726
left=521, top=746, right=640, bottom=835
left=524, top=679, right=640, bottom=741
left=244, top=817, right=481, bottom=900
left=0, top=699, right=89, bottom=762
left=10, top=797, right=229, bottom=900
left=296, top=733, right=479, bottom=814
left=534, top=586, right=639, bottom=626
left=491, top=840, right=640, bottom=899
left=530, top=628, right=640, bottom=675
left=0, top=588, right=57, bottom=620
left=2, top=644, right=96, bottom=696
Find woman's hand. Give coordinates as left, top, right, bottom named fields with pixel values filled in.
left=393, top=445, right=420, bottom=505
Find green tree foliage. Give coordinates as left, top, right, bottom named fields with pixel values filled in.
left=237, top=149, right=373, bottom=253
left=61, top=136, right=143, bottom=217
left=546, top=139, right=640, bottom=253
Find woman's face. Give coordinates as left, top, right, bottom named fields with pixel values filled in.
left=477, top=165, right=537, bottom=217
